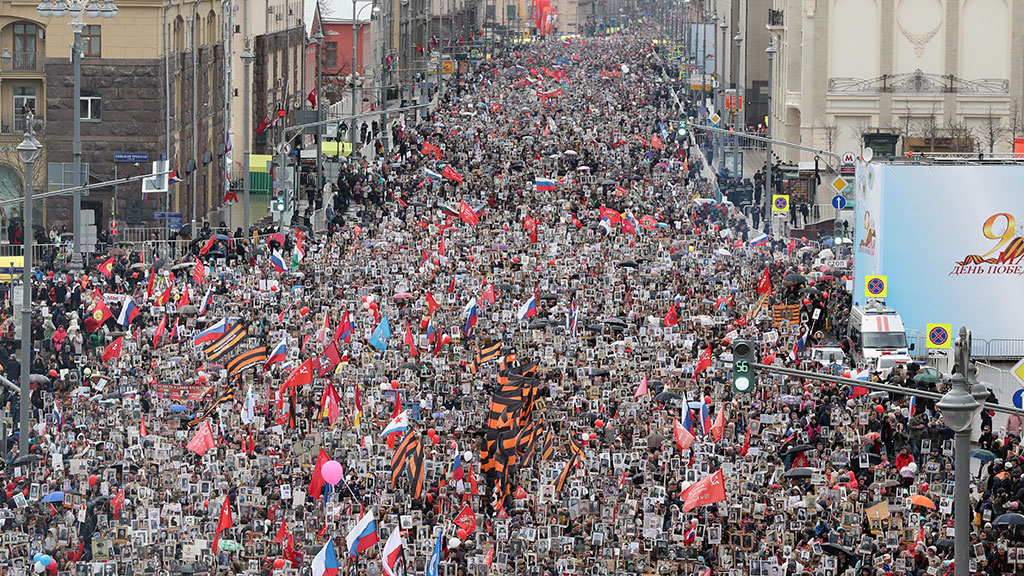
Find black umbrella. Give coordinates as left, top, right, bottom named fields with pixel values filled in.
left=619, top=260, right=638, bottom=268
left=783, top=273, right=807, bottom=285
left=799, top=286, right=821, bottom=295
left=670, top=253, right=684, bottom=261
left=994, top=513, right=1024, bottom=526
left=539, top=294, right=558, bottom=301
left=579, top=412, right=599, bottom=425
left=785, top=444, right=815, bottom=455
left=591, top=369, right=610, bottom=377
left=934, top=539, right=955, bottom=549
left=820, top=542, right=853, bottom=557
left=600, top=179, right=616, bottom=186
left=654, top=391, right=681, bottom=402
left=782, top=467, right=814, bottom=479
left=586, top=323, right=604, bottom=332
left=528, top=320, right=550, bottom=330
left=399, top=363, right=422, bottom=373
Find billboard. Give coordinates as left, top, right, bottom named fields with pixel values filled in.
left=853, top=164, right=1024, bottom=342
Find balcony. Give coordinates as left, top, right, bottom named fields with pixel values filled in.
left=767, top=9, right=784, bottom=30
left=0, top=51, right=44, bottom=74
left=0, top=114, right=45, bottom=136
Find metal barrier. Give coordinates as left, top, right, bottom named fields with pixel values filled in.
left=905, top=329, right=1024, bottom=361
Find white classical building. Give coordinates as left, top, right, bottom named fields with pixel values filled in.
left=768, top=0, right=1023, bottom=159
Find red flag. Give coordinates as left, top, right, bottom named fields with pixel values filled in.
left=404, top=322, right=419, bottom=357
left=442, top=164, right=464, bottom=183
left=480, top=284, right=496, bottom=305
left=335, top=311, right=352, bottom=343
left=787, top=238, right=796, bottom=256
left=695, top=345, right=712, bottom=374
left=155, top=284, right=173, bottom=306
left=179, top=287, right=190, bottom=308
left=101, top=336, right=124, bottom=362
left=146, top=269, right=155, bottom=299
left=306, top=87, right=317, bottom=108
left=152, top=314, right=167, bottom=348
left=212, top=494, right=233, bottom=553
left=633, top=373, right=648, bottom=401
left=622, top=219, right=636, bottom=235
left=529, top=226, right=538, bottom=244
left=421, top=142, right=442, bottom=158
left=186, top=420, right=216, bottom=456
left=453, top=504, right=477, bottom=534
left=458, top=200, right=479, bottom=226
left=274, top=518, right=291, bottom=543
left=309, top=448, right=330, bottom=498
left=139, top=417, right=147, bottom=437
left=425, top=291, right=440, bottom=315
left=757, top=267, right=772, bottom=295
left=598, top=207, right=623, bottom=225
left=98, top=256, right=115, bottom=279
left=740, top=427, right=750, bottom=456
left=192, top=259, right=206, bottom=285
left=711, top=405, right=726, bottom=442
left=447, top=276, right=456, bottom=293
left=199, top=235, right=217, bottom=256
left=681, top=469, right=727, bottom=512
left=84, top=298, right=113, bottom=332
left=256, top=115, right=269, bottom=134
left=281, top=358, right=314, bottom=395
left=387, top=393, right=403, bottom=449
left=674, top=418, right=695, bottom=452
left=439, top=233, right=446, bottom=256
left=110, top=488, right=125, bottom=518
left=664, top=305, right=679, bottom=327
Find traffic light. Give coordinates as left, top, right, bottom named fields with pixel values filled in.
left=834, top=219, right=843, bottom=244
left=732, top=339, right=756, bottom=393
left=274, top=194, right=287, bottom=212
left=677, top=119, right=687, bottom=139
left=109, top=220, right=118, bottom=236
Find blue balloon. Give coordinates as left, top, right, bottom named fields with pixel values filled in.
left=32, top=554, right=42, bottom=563
left=41, top=556, right=52, bottom=567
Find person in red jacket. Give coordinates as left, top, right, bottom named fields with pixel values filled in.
left=895, top=447, right=915, bottom=471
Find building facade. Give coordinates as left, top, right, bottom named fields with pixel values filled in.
left=768, top=0, right=1024, bottom=159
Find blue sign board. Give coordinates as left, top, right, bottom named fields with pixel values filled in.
left=113, top=152, right=149, bottom=163
left=831, top=194, right=847, bottom=210
left=167, top=214, right=183, bottom=230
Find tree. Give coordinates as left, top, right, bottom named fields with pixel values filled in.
left=918, top=105, right=941, bottom=153
left=944, top=119, right=976, bottom=153
left=850, top=119, right=872, bottom=153
left=1006, top=100, right=1023, bottom=152
left=821, top=122, right=838, bottom=152
left=981, top=107, right=1004, bottom=154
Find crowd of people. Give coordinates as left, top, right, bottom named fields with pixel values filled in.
left=1, top=24, right=1020, bottom=576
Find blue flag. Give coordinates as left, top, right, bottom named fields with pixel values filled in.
left=426, top=531, right=443, bottom=576
left=369, top=316, right=392, bottom=352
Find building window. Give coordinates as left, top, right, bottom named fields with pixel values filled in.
left=80, top=93, right=102, bottom=121
left=13, top=86, right=37, bottom=131
left=81, top=25, right=101, bottom=57
left=13, top=23, right=37, bottom=69
left=324, top=41, right=337, bottom=71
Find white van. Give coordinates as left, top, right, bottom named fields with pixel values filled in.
left=848, top=301, right=914, bottom=370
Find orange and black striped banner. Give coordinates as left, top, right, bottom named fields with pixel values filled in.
left=553, top=452, right=580, bottom=494
left=204, top=324, right=249, bottom=361
left=226, top=346, right=267, bottom=377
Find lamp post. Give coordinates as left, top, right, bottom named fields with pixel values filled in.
left=15, top=112, right=41, bottom=460
left=936, top=326, right=982, bottom=576
left=717, top=19, right=727, bottom=170
left=241, top=41, right=255, bottom=236
left=312, top=29, right=325, bottom=196
left=36, top=0, right=118, bottom=272
left=765, top=40, right=776, bottom=234
left=350, top=1, right=379, bottom=159
left=732, top=31, right=742, bottom=180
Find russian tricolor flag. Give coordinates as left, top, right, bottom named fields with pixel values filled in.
left=749, top=233, right=770, bottom=246
left=699, top=401, right=713, bottom=437
left=517, top=297, right=538, bottom=321
left=425, top=168, right=442, bottom=182
left=193, top=318, right=228, bottom=345
left=117, top=298, right=139, bottom=327
left=264, top=336, right=288, bottom=370
left=270, top=251, right=286, bottom=273
left=452, top=452, right=464, bottom=481
left=535, top=177, right=557, bottom=191
left=313, top=538, right=340, bottom=576
left=464, top=299, right=479, bottom=336
left=679, top=390, right=694, bottom=433
left=199, top=286, right=214, bottom=315
left=345, top=510, right=379, bottom=558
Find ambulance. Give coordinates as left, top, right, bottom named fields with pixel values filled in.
left=848, top=301, right=914, bottom=371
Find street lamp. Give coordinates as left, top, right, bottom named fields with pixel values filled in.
left=37, top=0, right=118, bottom=272
left=312, top=29, right=325, bottom=198
left=717, top=20, right=727, bottom=169
left=765, top=40, right=776, bottom=234
left=936, top=326, right=982, bottom=576
left=349, top=1, right=380, bottom=159
left=241, top=42, right=255, bottom=237
left=731, top=31, right=743, bottom=180
left=15, top=112, right=41, bottom=461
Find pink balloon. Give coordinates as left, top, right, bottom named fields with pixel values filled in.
left=322, top=460, right=343, bottom=486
